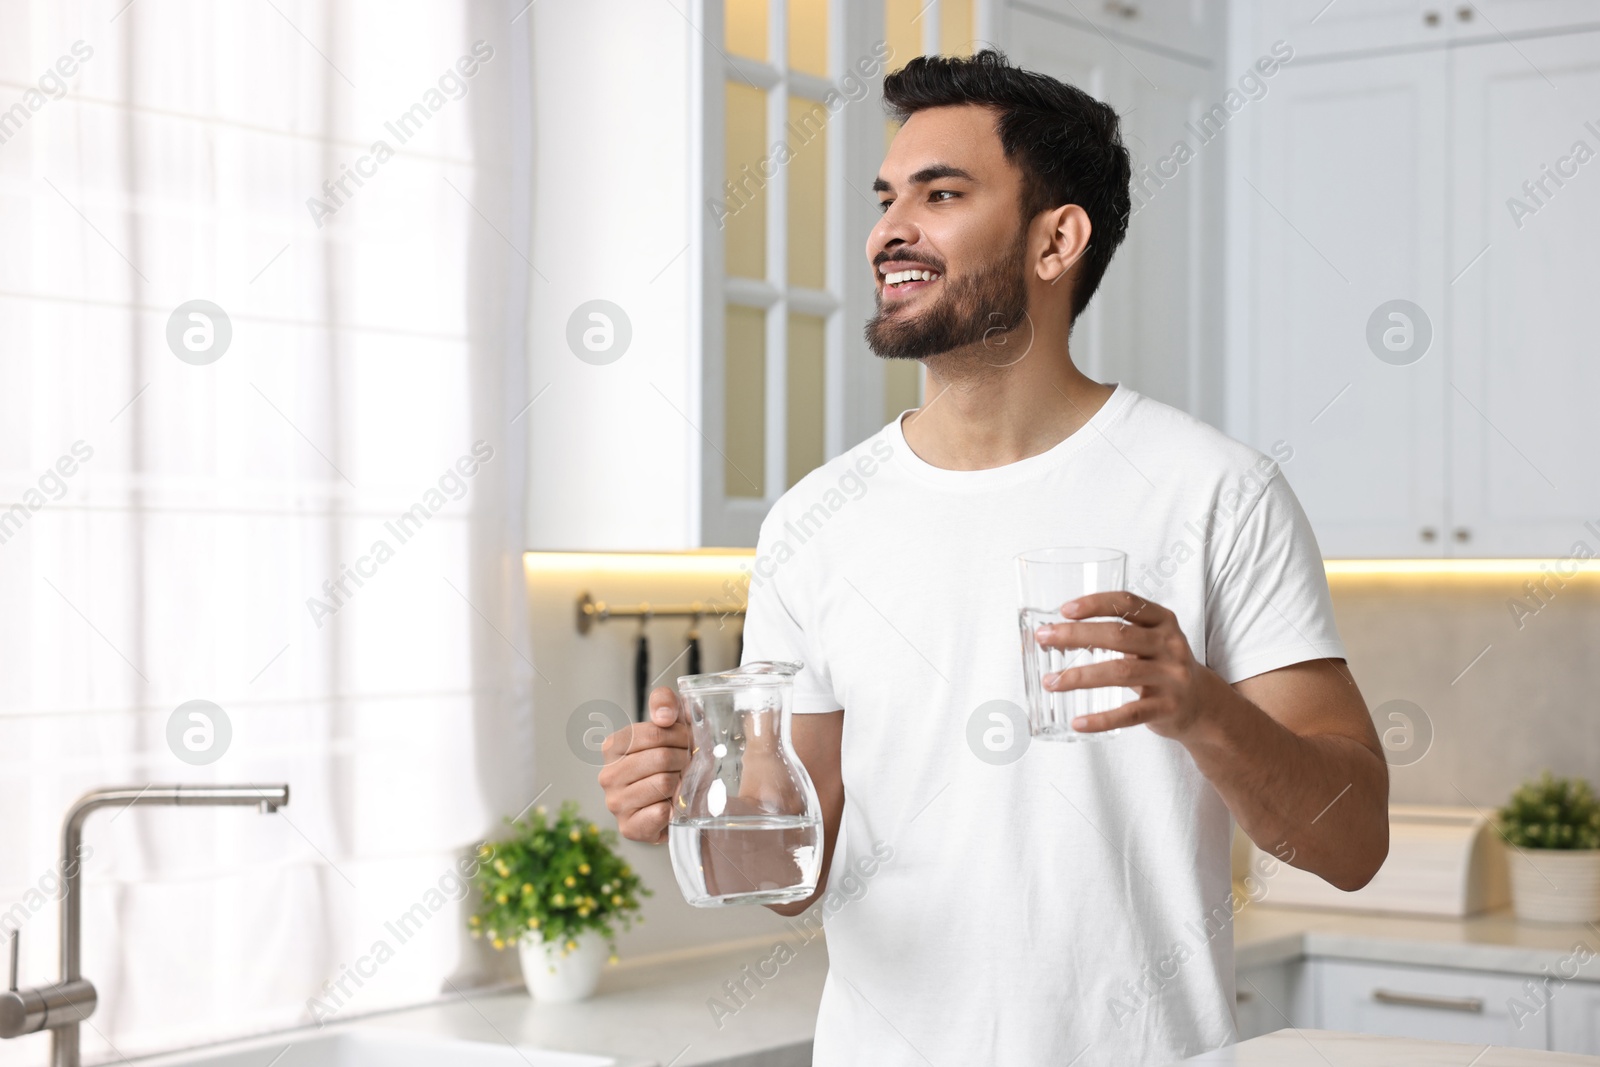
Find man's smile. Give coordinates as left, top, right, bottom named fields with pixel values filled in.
left=877, top=260, right=943, bottom=301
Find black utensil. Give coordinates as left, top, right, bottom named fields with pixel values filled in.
left=633, top=624, right=649, bottom=723
left=686, top=618, right=702, bottom=676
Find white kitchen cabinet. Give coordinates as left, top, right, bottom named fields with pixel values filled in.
left=1005, top=4, right=1226, bottom=423
left=1311, top=958, right=1550, bottom=1048
left=525, top=0, right=893, bottom=550
left=1021, top=0, right=1219, bottom=61
left=1238, top=47, right=1450, bottom=556
left=1445, top=31, right=1600, bottom=555
left=1253, top=0, right=1597, bottom=57
left=1255, top=0, right=1449, bottom=57
left=1235, top=959, right=1310, bottom=1040
left=1231, top=13, right=1600, bottom=557
left=1456, top=0, right=1600, bottom=37
left=1551, top=981, right=1600, bottom=1055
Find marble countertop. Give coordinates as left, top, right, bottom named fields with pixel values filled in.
left=350, top=902, right=1600, bottom=1066
left=1170, top=1028, right=1600, bottom=1065
left=361, top=933, right=827, bottom=1067
left=160, top=903, right=1600, bottom=1067
left=1234, top=901, right=1600, bottom=980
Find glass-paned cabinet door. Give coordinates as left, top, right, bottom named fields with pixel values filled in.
left=707, top=0, right=847, bottom=546
left=726, top=0, right=768, bottom=60
left=725, top=304, right=767, bottom=499
left=704, top=0, right=987, bottom=545
left=879, top=0, right=980, bottom=425
left=725, top=82, right=768, bottom=279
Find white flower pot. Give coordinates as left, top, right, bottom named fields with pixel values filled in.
left=517, top=931, right=607, bottom=1003
left=1508, top=847, right=1600, bottom=924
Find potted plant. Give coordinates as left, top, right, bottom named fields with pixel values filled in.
left=469, top=799, right=650, bottom=1002
left=1495, top=771, right=1600, bottom=924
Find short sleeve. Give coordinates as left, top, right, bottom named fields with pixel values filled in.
left=1204, top=467, right=1348, bottom=684
left=740, top=514, right=842, bottom=714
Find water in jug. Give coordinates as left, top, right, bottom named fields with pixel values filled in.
left=668, top=661, right=823, bottom=907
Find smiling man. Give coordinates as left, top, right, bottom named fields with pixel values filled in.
left=601, top=50, right=1388, bottom=1066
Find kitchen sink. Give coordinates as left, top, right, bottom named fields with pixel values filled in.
left=133, top=1028, right=638, bottom=1067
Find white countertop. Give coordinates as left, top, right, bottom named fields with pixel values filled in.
left=1170, top=1028, right=1600, bottom=1065
left=1234, top=901, right=1600, bottom=980
left=154, top=903, right=1600, bottom=1067
left=361, top=934, right=826, bottom=1066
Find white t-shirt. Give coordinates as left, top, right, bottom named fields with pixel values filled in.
left=739, top=384, right=1347, bottom=1066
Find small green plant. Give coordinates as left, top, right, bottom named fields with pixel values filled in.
left=469, top=800, right=650, bottom=965
left=1495, top=771, right=1600, bottom=850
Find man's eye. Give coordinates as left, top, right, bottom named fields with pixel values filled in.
left=931, top=190, right=958, bottom=202
left=877, top=199, right=894, bottom=214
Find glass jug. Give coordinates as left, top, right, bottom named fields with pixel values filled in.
left=668, top=661, right=823, bottom=907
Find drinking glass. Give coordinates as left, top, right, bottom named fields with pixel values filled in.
left=1016, top=547, right=1130, bottom=741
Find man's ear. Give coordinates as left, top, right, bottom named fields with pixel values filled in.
left=1036, top=203, right=1092, bottom=288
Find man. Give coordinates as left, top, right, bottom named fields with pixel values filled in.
left=601, top=50, right=1388, bottom=1066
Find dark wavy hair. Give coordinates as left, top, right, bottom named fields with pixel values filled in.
left=881, top=49, right=1132, bottom=320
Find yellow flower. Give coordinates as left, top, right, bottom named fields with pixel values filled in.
left=477, top=843, right=492, bottom=858
left=552, top=893, right=565, bottom=906
left=527, top=917, right=540, bottom=929
left=608, top=954, right=619, bottom=965
left=565, top=939, right=577, bottom=951
left=611, top=894, right=623, bottom=906
left=492, top=938, right=505, bottom=950
left=577, top=907, right=590, bottom=917
left=495, top=893, right=508, bottom=904
left=564, top=875, right=576, bottom=888
left=535, top=805, right=547, bottom=816
left=588, top=824, right=599, bottom=835
left=578, top=863, right=590, bottom=875
left=521, top=883, right=533, bottom=895
left=494, top=860, right=510, bottom=877
left=569, top=829, right=582, bottom=842
left=468, top=915, right=480, bottom=926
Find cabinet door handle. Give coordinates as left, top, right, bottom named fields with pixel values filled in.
left=1103, top=1, right=1139, bottom=18
left=1420, top=526, right=1438, bottom=542
left=1453, top=527, right=1471, bottom=543
left=1372, top=988, right=1484, bottom=1013
left=1424, top=10, right=1442, bottom=26
left=1457, top=5, right=1474, bottom=20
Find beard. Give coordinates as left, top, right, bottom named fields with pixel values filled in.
left=864, top=224, right=1031, bottom=362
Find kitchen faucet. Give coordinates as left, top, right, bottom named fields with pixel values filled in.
left=0, top=784, right=290, bottom=1067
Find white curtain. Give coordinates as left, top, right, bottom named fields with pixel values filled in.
left=0, top=1, right=533, bottom=1060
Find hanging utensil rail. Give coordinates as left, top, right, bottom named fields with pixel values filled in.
left=575, top=590, right=744, bottom=635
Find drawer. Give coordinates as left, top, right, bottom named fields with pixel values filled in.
left=1313, top=958, right=1548, bottom=1049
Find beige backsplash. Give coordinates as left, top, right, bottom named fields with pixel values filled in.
left=529, top=557, right=1600, bottom=961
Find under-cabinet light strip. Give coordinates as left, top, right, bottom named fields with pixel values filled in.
left=525, top=552, right=1600, bottom=579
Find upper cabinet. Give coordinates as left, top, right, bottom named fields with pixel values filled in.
left=1235, top=45, right=1451, bottom=556
left=1256, top=0, right=1599, bottom=57
left=1003, top=2, right=1226, bottom=423
left=1446, top=32, right=1600, bottom=555
left=1229, top=3, right=1600, bottom=556
left=526, top=0, right=914, bottom=551
left=1036, top=0, right=1221, bottom=60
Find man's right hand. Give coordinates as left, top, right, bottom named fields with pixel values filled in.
left=599, top=685, right=691, bottom=844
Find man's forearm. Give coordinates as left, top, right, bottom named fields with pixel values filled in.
left=1183, top=669, right=1389, bottom=892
